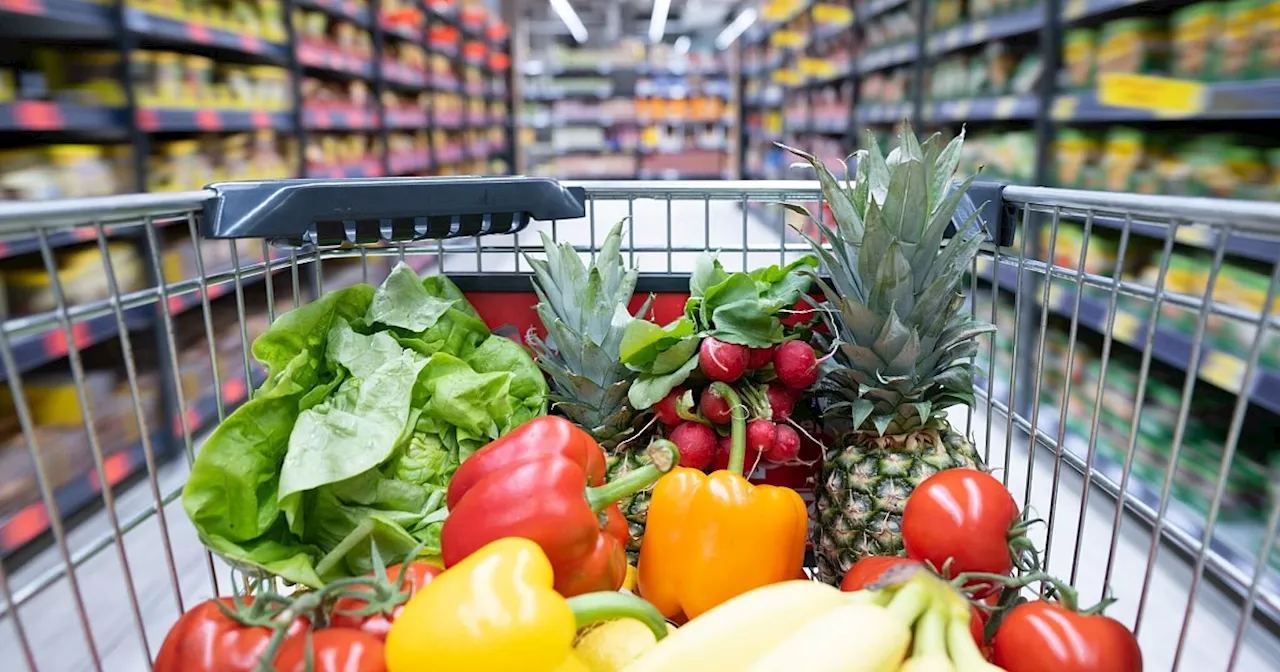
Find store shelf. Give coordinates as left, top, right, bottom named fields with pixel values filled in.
left=124, top=9, right=288, bottom=62
left=303, top=107, right=378, bottom=130
left=1062, top=0, right=1152, bottom=22
left=0, top=102, right=123, bottom=132
left=383, top=108, right=428, bottom=128
left=860, top=0, right=910, bottom=21
left=388, top=151, right=431, bottom=174
left=307, top=160, right=383, bottom=178
left=1042, top=414, right=1280, bottom=622
left=978, top=257, right=1280, bottom=414
left=294, top=0, right=370, bottom=28
left=926, top=6, right=1045, bottom=56
left=382, top=64, right=429, bottom=89
left=1085, top=216, right=1280, bottom=265
left=924, top=94, right=1040, bottom=122
left=856, top=101, right=913, bottom=124
left=0, top=366, right=266, bottom=557
left=0, top=228, right=104, bottom=261
left=856, top=43, right=918, bottom=74
left=136, top=108, right=292, bottom=132
left=3, top=307, right=153, bottom=383
left=1053, top=80, right=1280, bottom=122
left=0, top=0, right=113, bottom=30
left=296, top=44, right=375, bottom=79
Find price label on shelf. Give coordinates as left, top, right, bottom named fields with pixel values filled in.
left=994, top=96, right=1018, bottom=119
left=952, top=100, right=971, bottom=120
left=185, top=22, right=213, bottom=44
left=1201, top=351, right=1246, bottom=393
left=14, top=101, right=63, bottom=130
left=45, top=322, right=91, bottom=358
left=1098, top=73, right=1207, bottom=118
left=1174, top=225, right=1214, bottom=246
left=251, top=110, right=270, bottom=128
left=135, top=108, right=159, bottom=131
left=813, top=3, right=852, bottom=25
left=240, top=34, right=262, bottom=53
left=195, top=109, right=220, bottom=130
left=1051, top=96, right=1078, bottom=120
left=0, top=0, right=41, bottom=15
left=1063, top=0, right=1089, bottom=20
left=970, top=22, right=989, bottom=43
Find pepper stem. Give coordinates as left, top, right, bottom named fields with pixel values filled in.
left=711, top=382, right=747, bottom=475
left=566, top=591, right=670, bottom=642
left=585, top=440, right=679, bottom=513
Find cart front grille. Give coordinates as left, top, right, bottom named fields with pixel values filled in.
left=0, top=180, right=1274, bottom=671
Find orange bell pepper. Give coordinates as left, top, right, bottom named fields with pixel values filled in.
left=637, top=382, right=809, bottom=621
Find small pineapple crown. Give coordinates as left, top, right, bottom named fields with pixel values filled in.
left=778, top=123, right=996, bottom=435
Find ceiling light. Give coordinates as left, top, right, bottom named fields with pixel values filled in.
left=715, top=8, right=757, bottom=50
left=549, top=0, right=588, bottom=43
left=674, top=36, right=691, bottom=54
left=649, top=0, right=671, bottom=43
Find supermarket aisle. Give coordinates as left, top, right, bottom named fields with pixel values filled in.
left=0, top=199, right=1277, bottom=671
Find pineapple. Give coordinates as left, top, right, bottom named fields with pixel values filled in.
left=526, top=221, right=655, bottom=559
left=783, top=125, right=995, bottom=585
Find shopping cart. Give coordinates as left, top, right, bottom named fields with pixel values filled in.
left=0, top=177, right=1276, bottom=672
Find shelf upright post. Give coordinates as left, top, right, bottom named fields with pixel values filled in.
left=423, top=3, right=439, bottom=174
left=910, top=0, right=928, bottom=126
left=371, top=0, right=392, bottom=176
left=112, top=0, right=149, bottom=193
left=1032, top=0, right=1064, bottom=188
left=842, top=0, right=857, bottom=154
left=111, top=0, right=181, bottom=457
left=1016, top=0, right=1064, bottom=418
left=736, top=37, right=748, bottom=180
left=283, top=0, right=309, bottom=179
left=500, top=34, right=515, bottom=173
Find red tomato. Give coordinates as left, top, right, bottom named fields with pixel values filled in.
left=992, top=601, right=1142, bottom=672
left=901, top=468, right=1020, bottom=597
left=275, top=628, right=387, bottom=672
left=330, top=562, right=443, bottom=641
left=839, top=555, right=921, bottom=592
left=840, top=555, right=987, bottom=647
left=154, top=597, right=309, bottom=672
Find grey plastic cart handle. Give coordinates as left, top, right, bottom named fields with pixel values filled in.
left=200, top=176, right=588, bottom=246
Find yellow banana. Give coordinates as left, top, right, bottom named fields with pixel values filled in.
left=744, top=602, right=911, bottom=672
left=898, top=596, right=956, bottom=672
left=621, top=580, right=848, bottom=671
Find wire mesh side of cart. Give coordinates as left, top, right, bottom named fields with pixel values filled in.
left=0, top=181, right=1274, bottom=671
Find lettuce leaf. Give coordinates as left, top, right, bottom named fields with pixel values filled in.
left=183, top=263, right=547, bottom=587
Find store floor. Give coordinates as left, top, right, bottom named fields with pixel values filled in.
left=1, top=199, right=1277, bottom=671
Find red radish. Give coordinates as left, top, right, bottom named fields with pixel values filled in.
left=711, top=435, right=733, bottom=472
left=765, top=384, right=796, bottom=421
left=668, top=421, right=717, bottom=471
left=700, top=386, right=734, bottom=425
left=699, top=337, right=749, bottom=383
left=654, top=386, right=686, bottom=426
left=765, top=424, right=801, bottom=463
left=748, top=346, right=775, bottom=369
left=746, top=419, right=778, bottom=456
left=773, top=341, right=820, bottom=390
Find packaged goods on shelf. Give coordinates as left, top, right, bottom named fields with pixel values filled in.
left=957, top=131, right=1036, bottom=184
left=0, top=145, right=128, bottom=201
left=929, top=42, right=1042, bottom=100
left=1063, top=28, right=1096, bottom=89
left=1097, top=18, right=1168, bottom=78
left=382, top=41, right=427, bottom=84
left=811, top=82, right=853, bottom=129
left=306, top=132, right=378, bottom=173
left=128, top=0, right=286, bottom=42
left=294, top=8, right=374, bottom=66
left=542, top=41, right=647, bottom=71
left=859, top=68, right=912, bottom=105
left=1054, top=128, right=1278, bottom=199
left=529, top=154, right=638, bottom=179
left=861, top=4, right=917, bottom=53
left=124, top=50, right=291, bottom=110
left=1, top=242, right=143, bottom=314
left=149, top=132, right=292, bottom=192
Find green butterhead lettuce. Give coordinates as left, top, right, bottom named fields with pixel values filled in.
left=183, top=263, right=547, bottom=587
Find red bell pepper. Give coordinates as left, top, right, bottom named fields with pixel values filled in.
left=442, top=416, right=678, bottom=596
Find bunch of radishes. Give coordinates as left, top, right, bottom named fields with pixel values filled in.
left=652, top=336, right=822, bottom=473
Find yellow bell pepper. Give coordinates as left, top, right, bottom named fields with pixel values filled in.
left=637, top=383, right=808, bottom=620
left=385, top=537, right=669, bottom=672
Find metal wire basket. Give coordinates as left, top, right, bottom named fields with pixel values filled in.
left=0, top=178, right=1276, bottom=671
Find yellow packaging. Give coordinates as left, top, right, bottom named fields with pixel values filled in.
left=0, top=69, right=13, bottom=102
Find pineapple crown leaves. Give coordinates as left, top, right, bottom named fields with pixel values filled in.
left=779, top=123, right=996, bottom=435
left=524, top=220, right=653, bottom=414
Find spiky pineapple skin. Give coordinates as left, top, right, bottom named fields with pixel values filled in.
left=813, top=418, right=981, bottom=585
